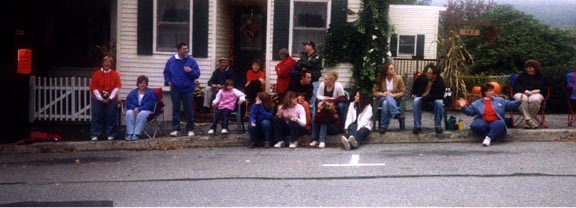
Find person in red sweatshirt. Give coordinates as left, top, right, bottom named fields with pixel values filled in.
left=89, top=56, right=122, bottom=141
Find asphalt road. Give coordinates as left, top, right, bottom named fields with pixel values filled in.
left=1, top=142, right=575, bottom=206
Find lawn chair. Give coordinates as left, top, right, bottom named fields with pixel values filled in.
left=507, top=73, right=550, bottom=128
left=120, top=87, right=165, bottom=139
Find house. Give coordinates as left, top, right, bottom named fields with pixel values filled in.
left=116, top=0, right=446, bottom=116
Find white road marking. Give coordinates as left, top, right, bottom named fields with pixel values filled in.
left=322, top=154, right=386, bottom=167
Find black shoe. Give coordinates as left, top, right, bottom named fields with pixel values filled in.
left=435, top=127, right=443, bottom=134
left=394, top=113, right=404, bottom=120
left=264, top=143, right=271, bottom=148
left=379, top=128, right=387, bottom=134
left=412, top=128, right=421, bottom=134
left=248, top=143, right=257, bottom=148
left=201, top=107, right=211, bottom=113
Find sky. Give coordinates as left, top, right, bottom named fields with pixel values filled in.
left=431, top=0, right=576, bottom=29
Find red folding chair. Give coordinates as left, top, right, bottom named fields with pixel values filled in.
left=121, top=87, right=165, bottom=139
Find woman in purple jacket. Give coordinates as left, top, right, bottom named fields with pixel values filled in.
left=248, top=92, right=275, bottom=148
left=125, top=75, right=157, bottom=140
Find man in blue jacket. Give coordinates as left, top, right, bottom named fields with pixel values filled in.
left=164, top=42, right=201, bottom=137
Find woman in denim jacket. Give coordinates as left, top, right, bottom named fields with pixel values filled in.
left=459, top=82, right=520, bottom=146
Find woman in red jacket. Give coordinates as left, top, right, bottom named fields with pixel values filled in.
left=89, top=56, right=122, bottom=141
left=274, top=48, right=296, bottom=99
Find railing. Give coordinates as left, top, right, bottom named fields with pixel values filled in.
left=393, top=58, right=439, bottom=76
left=29, top=76, right=92, bottom=122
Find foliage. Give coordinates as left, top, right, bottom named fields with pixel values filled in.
left=323, top=0, right=390, bottom=94
left=439, top=0, right=496, bottom=38
left=463, top=5, right=576, bottom=75
left=390, top=0, right=431, bottom=5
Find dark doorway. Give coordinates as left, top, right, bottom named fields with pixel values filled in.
left=232, top=1, right=267, bottom=91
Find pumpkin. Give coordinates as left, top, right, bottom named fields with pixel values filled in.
left=470, top=86, right=481, bottom=95
left=455, top=98, right=468, bottom=108
left=489, top=81, right=502, bottom=94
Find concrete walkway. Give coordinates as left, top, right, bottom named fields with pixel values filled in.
left=3, top=111, right=576, bottom=154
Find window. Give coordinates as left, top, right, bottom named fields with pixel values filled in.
left=398, top=35, right=416, bottom=56
left=291, top=0, right=330, bottom=58
left=155, top=0, right=190, bottom=52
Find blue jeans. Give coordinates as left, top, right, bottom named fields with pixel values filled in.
left=90, top=97, right=118, bottom=138
left=336, top=102, right=348, bottom=127
left=310, top=81, right=319, bottom=119
left=348, top=122, right=370, bottom=148
left=412, top=97, right=444, bottom=128
left=210, top=108, right=233, bottom=130
left=273, top=117, right=306, bottom=143
left=125, top=110, right=152, bottom=137
left=170, top=89, right=195, bottom=131
left=470, top=119, right=506, bottom=140
left=248, top=119, right=272, bottom=145
left=311, top=122, right=341, bottom=142
left=379, top=96, right=400, bottom=129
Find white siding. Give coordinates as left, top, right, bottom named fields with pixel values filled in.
left=389, top=5, right=446, bottom=59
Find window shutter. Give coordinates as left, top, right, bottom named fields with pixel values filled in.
left=137, top=0, right=153, bottom=55
left=415, top=34, right=425, bottom=59
left=330, top=0, right=347, bottom=31
left=272, top=0, right=290, bottom=60
left=192, top=0, right=208, bottom=58
left=390, top=34, right=398, bottom=57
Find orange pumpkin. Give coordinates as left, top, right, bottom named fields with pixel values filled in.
left=470, top=86, right=481, bottom=95
left=489, top=81, right=502, bottom=94
left=455, top=98, right=468, bottom=108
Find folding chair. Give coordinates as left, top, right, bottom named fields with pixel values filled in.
left=229, top=100, right=246, bottom=133
left=143, top=88, right=165, bottom=138
left=566, top=72, right=576, bottom=126
left=507, top=73, right=550, bottom=128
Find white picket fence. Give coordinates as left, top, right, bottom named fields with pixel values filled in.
left=29, top=76, right=92, bottom=122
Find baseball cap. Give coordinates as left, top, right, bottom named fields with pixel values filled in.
left=218, top=57, right=228, bottom=61
left=302, top=40, right=316, bottom=48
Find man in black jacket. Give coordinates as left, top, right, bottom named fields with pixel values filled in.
left=295, top=40, right=322, bottom=116
left=411, top=64, right=445, bottom=134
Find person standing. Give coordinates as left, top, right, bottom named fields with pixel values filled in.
left=90, top=56, right=122, bottom=141
left=411, top=64, right=446, bottom=134
left=203, top=57, right=237, bottom=112
left=512, top=59, right=549, bottom=129
left=373, top=63, right=406, bottom=134
left=296, top=40, right=322, bottom=115
left=275, top=48, right=296, bottom=99
left=163, top=42, right=201, bottom=137
left=459, top=82, right=520, bottom=146
left=124, top=75, right=157, bottom=140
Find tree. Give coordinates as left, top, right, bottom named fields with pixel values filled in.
left=390, top=0, right=431, bottom=5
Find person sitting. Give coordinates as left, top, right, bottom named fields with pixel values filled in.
left=341, top=91, right=373, bottom=150
left=459, top=82, right=520, bottom=146
left=203, top=57, right=236, bottom=113
left=512, top=59, right=549, bottom=129
left=272, top=91, right=307, bottom=149
left=316, top=71, right=348, bottom=127
left=309, top=100, right=342, bottom=149
left=373, top=62, right=406, bottom=134
left=208, top=79, right=246, bottom=135
left=412, top=64, right=446, bottom=134
left=124, top=75, right=157, bottom=140
left=248, top=92, right=275, bottom=148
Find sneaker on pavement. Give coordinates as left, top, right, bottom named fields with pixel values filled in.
left=274, top=141, right=284, bottom=148
left=91, top=136, right=98, bottom=141
left=125, top=135, right=132, bottom=141
left=482, top=136, right=492, bottom=146
left=309, top=141, right=318, bottom=147
left=170, top=131, right=179, bottom=137
left=319, top=142, right=325, bottom=149
left=107, top=136, right=114, bottom=141
left=341, top=136, right=350, bottom=151
left=188, top=131, right=195, bottom=137
left=208, top=129, right=215, bottom=134
left=289, top=142, right=298, bottom=149
left=349, top=136, right=358, bottom=148
left=132, top=135, right=140, bottom=140
left=412, top=127, right=422, bottom=134
left=435, top=127, right=443, bottom=134
left=221, top=129, right=228, bottom=134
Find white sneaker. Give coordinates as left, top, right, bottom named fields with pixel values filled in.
left=289, top=142, right=298, bottom=149
left=221, top=129, right=228, bottom=134
left=319, top=142, right=325, bottom=149
left=188, top=131, right=195, bottom=137
left=208, top=129, right=215, bottom=134
left=274, top=141, right=284, bottom=148
left=341, top=136, right=350, bottom=150
left=482, top=136, right=492, bottom=146
left=91, top=136, right=98, bottom=141
left=309, top=141, right=318, bottom=147
left=349, top=136, right=358, bottom=148
left=107, top=136, right=114, bottom=141
left=170, top=131, right=178, bottom=137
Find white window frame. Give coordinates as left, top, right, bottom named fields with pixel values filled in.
left=396, top=34, right=416, bottom=57
left=289, top=0, right=331, bottom=59
left=153, top=0, right=193, bottom=54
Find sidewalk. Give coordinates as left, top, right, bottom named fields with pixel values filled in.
left=3, top=111, right=576, bottom=154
